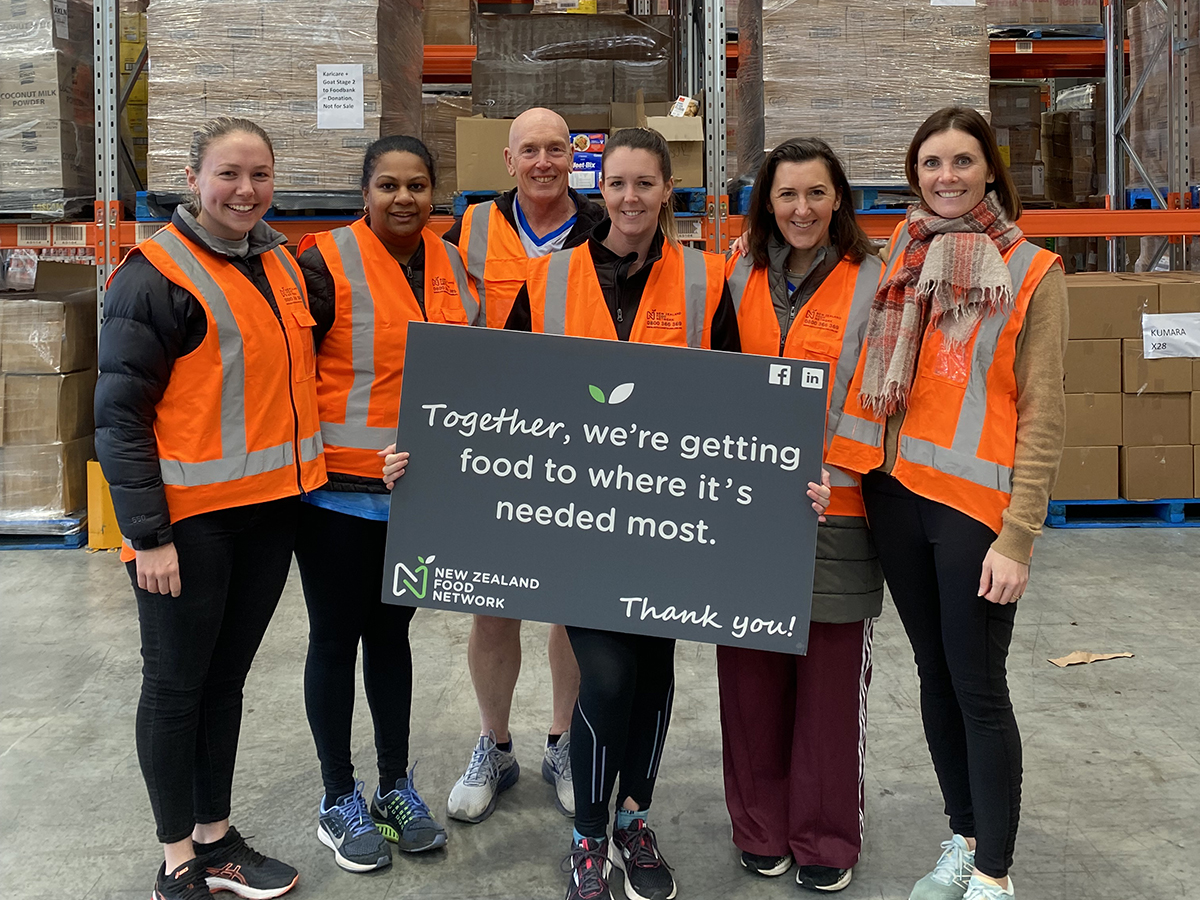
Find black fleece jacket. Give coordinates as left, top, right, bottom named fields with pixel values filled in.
left=442, top=186, right=607, bottom=249
left=504, top=221, right=741, bottom=352
left=94, top=209, right=293, bottom=549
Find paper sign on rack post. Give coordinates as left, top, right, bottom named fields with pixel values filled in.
left=1142, top=312, right=1200, bottom=359
left=316, top=64, right=364, bottom=130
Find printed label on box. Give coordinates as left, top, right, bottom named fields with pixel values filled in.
left=317, top=64, right=364, bottom=130
left=571, top=133, right=606, bottom=154
left=1143, top=312, right=1200, bottom=359
left=571, top=153, right=603, bottom=191
left=53, top=0, right=69, bottom=38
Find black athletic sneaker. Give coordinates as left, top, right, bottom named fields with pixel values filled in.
left=193, top=827, right=299, bottom=899
left=562, top=836, right=613, bottom=900
left=740, top=850, right=793, bottom=877
left=609, top=819, right=677, bottom=900
left=796, top=865, right=853, bottom=892
left=152, top=860, right=213, bottom=900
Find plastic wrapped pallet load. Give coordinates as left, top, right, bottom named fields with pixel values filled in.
left=146, top=0, right=422, bottom=193
left=736, top=0, right=989, bottom=184
left=0, top=0, right=95, bottom=217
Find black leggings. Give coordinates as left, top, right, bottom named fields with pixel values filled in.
left=567, top=627, right=676, bottom=838
left=294, top=502, right=416, bottom=799
left=861, top=473, right=1021, bottom=878
left=131, top=497, right=299, bottom=844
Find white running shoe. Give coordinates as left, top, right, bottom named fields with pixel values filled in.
left=446, top=732, right=520, bottom=823
left=542, top=733, right=575, bottom=817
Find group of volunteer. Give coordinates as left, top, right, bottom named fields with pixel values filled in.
left=94, top=102, right=1066, bottom=900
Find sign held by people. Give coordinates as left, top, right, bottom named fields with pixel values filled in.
left=382, top=324, right=829, bottom=653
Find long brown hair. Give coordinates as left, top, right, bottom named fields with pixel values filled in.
left=601, top=127, right=678, bottom=245
left=905, top=106, right=1022, bottom=221
left=746, top=138, right=873, bottom=270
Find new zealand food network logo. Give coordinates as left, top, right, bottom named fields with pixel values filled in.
left=392, top=555, right=434, bottom=599
left=588, top=382, right=635, bottom=404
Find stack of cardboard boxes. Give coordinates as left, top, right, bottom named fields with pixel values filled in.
left=147, top=0, right=421, bottom=193
left=0, top=0, right=95, bottom=216
left=1041, top=84, right=1105, bottom=207
left=470, top=14, right=673, bottom=121
left=990, top=0, right=1102, bottom=26
left=422, top=93, right=474, bottom=207
left=990, top=83, right=1044, bottom=201
left=0, top=263, right=96, bottom=524
left=120, top=0, right=148, bottom=188
left=1059, top=272, right=1200, bottom=502
left=736, top=0, right=989, bottom=183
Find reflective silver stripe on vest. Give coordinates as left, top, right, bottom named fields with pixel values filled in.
left=300, top=432, right=324, bottom=462
left=152, top=229, right=297, bottom=487
left=541, top=248, right=574, bottom=334
left=834, top=411, right=884, bottom=446
left=465, top=201, right=494, bottom=322
left=727, top=253, right=753, bottom=314
left=825, top=255, right=883, bottom=451
left=271, top=246, right=305, bottom=298
left=897, top=240, right=1041, bottom=493
left=442, top=238, right=482, bottom=326
left=318, top=226, right=383, bottom=450
left=681, top=246, right=710, bottom=349
left=828, top=465, right=858, bottom=488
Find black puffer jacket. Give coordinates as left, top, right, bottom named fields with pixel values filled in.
left=94, top=209, right=292, bottom=550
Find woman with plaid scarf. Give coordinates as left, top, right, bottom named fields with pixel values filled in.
left=828, top=107, right=1068, bottom=900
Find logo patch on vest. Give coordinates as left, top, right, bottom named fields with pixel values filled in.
left=644, top=309, right=682, bottom=330
left=430, top=276, right=459, bottom=296
left=277, top=284, right=303, bottom=305
left=801, top=309, right=843, bottom=334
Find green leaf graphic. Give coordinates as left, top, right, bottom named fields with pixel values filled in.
left=588, top=384, right=606, bottom=403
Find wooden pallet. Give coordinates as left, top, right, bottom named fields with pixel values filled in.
left=1045, top=498, right=1200, bottom=528
left=0, top=514, right=88, bottom=550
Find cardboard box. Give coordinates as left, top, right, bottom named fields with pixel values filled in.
left=1194, top=446, right=1200, bottom=499
left=1122, top=338, right=1194, bottom=394
left=1155, top=277, right=1200, bottom=314
left=1052, top=446, right=1119, bottom=500
left=570, top=152, right=603, bottom=191
left=87, top=458, right=122, bottom=549
left=0, top=369, right=96, bottom=446
left=0, top=261, right=97, bottom=374
left=1064, top=393, right=1122, bottom=447
left=0, top=435, right=92, bottom=516
left=610, top=102, right=704, bottom=188
left=1121, top=392, right=1192, bottom=446
left=1120, top=445, right=1194, bottom=501
left=1194, top=358, right=1200, bottom=391
left=1064, top=339, right=1121, bottom=393
left=455, top=116, right=517, bottom=192
left=1193, top=392, right=1200, bottom=444
left=1065, top=275, right=1158, bottom=339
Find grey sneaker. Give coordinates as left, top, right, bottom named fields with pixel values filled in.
left=909, top=835, right=974, bottom=900
left=542, top=734, right=575, bottom=817
left=372, top=764, right=447, bottom=852
left=316, top=782, right=392, bottom=873
left=446, top=732, right=520, bottom=823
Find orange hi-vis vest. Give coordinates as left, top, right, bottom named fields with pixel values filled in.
left=826, top=224, right=1060, bottom=535
left=297, top=219, right=480, bottom=478
left=114, top=222, right=326, bottom=538
left=727, top=251, right=883, bottom=518
left=525, top=240, right=725, bottom=347
left=460, top=200, right=529, bottom=329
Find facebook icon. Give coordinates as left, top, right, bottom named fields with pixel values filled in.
left=768, top=364, right=791, bottom=386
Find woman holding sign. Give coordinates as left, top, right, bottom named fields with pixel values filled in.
left=718, top=138, right=885, bottom=893
left=493, top=126, right=829, bottom=900
left=295, top=135, right=478, bottom=873
left=96, top=116, right=321, bottom=900
left=829, top=107, right=1067, bottom=900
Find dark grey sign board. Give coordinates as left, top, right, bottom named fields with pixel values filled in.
left=382, top=323, right=829, bottom=654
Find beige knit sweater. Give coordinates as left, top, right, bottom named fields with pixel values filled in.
left=878, top=259, right=1069, bottom=564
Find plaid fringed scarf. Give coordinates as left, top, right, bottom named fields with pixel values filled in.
left=858, top=192, right=1023, bottom=417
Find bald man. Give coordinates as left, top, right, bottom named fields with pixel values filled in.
left=443, top=108, right=605, bottom=826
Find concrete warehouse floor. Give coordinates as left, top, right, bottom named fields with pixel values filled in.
left=1, top=526, right=1198, bottom=900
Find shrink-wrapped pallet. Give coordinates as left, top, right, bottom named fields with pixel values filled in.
left=146, top=0, right=422, bottom=193
left=737, top=0, right=989, bottom=184
left=0, top=0, right=95, bottom=216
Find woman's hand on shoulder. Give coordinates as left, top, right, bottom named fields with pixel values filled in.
left=380, top=444, right=410, bottom=490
